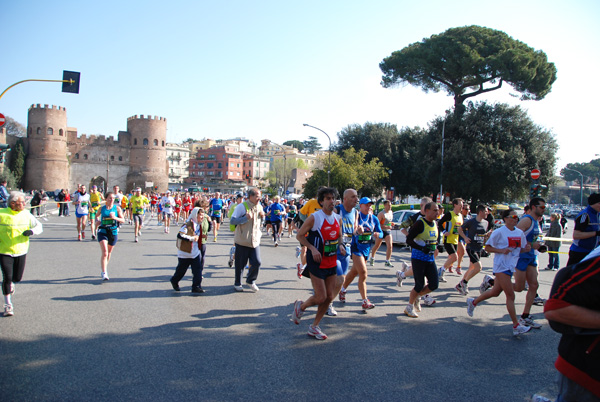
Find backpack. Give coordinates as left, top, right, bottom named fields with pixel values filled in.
left=229, top=202, right=250, bottom=232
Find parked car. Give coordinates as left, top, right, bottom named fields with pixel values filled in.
left=390, top=210, right=419, bottom=245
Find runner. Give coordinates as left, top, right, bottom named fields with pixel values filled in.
left=173, top=192, right=182, bottom=224
left=454, top=205, right=491, bottom=295
left=268, top=196, right=285, bottom=246
left=331, top=188, right=359, bottom=316
left=160, top=190, right=175, bottom=234
left=88, top=185, right=104, bottom=240
left=437, top=198, right=464, bottom=282
left=129, top=188, right=149, bottom=242
left=96, top=192, right=125, bottom=281
left=369, top=200, right=395, bottom=267
left=292, top=187, right=344, bottom=340
left=339, top=197, right=382, bottom=312
left=296, top=197, right=322, bottom=278
left=73, top=184, right=90, bottom=241
left=209, top=192, right=224, bottom=242
left=227, top=194, right=244, bottom=267
left=455, top=204, right=471, bottom=274
left=567, top=192, right=600, bottom=266
left=403, top=201, right=440, bottom=318
left=0, top=191, right=43, bottom=317
left=286, top=200, right=297, bottom=238
left=182, top=192, right=193, bottom=221
left=120, top=191, right=130, bottom=224
left=466, top=208, right=532, bottom=335
left=513, top=197, right=546, bottom=330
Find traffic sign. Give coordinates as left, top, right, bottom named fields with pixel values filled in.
left=0, top=113, right=5, bottom=127
left=531, top=169, right=541, bottom=180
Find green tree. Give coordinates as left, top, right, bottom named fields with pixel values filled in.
left=283, top=140, right=304, bottom=152
left=414, top=102, right=558, bottom=202
left=3, top=116, right=26, bottom=137
left=8, top=138, right=26, bottom=188
left=380, top=26, right=557, bottom=115
left=303, top=136, right=322, bottom=154
left=303, top=148, right=387, bottom=198
left=561, top=159, right=600, bottom=189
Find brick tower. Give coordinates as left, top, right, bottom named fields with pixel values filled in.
left=125, top=115, right=168, bottom=192
left=24, top=104, right=70, bottom=191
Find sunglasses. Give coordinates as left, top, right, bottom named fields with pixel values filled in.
left=536, top=205, right=546, bottom=209
left=507, top=215, right=519, bottom=219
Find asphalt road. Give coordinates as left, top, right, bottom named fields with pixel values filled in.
left=0, top=211, right=572, bottom=401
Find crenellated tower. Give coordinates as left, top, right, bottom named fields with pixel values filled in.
left=125, top=115, right=168, bottom=192
left=24, top=104, right=70, bottom=191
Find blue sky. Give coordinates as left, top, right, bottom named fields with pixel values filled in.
left=2, top=0, right=599, bottom=175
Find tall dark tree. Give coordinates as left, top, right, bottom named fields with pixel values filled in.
left=303, top=136, right=322, bottom=154
left=283, top=140, right=304, bottom=152
left=380, top=26, right=557, bottom=116
left=8, top=138, right=26, bottom=188
left=416, top=102, right=558, bottom=202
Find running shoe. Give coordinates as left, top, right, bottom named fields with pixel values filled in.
left=274, top=241, right=279, bottom=247
left=369, top=258, right=375, bottom=267
left=297, top=263, right=304, bottom=279
left=326, top=303, right=337, bottom=317
left=81, top=232, right=85, bottom=240
left=295, top=246, right=301, bottom=259
left=466, top=297, right=475, bottom=317
left=307, top=324, right=327, bottom=340
left=91, top=235, right=96, bottom=240
left=479, top=274, right=494, bottom=294
left=513, top=324, right=532, bottom=336
left=101, top=272, right=109, bottom=281
left=456, top=267, right=462, bottom=275
left=413, top=297, right=422, bottom=312
left=395, top=270, right=405, bottom=287
left=233, top=285, right=244, bottom=292
left=385, top=261, right=394, bottom=268
left=338, top=289, right=346, bottom=303
left=362, top=299, right=375, bottom=310
left=292, top=300, right=303, bottom=324
left=78, top=233, right=81, bottom=241
left=247, top=282, right=259, bottom=292
left=519, top=316, right=542, bottom=329
left=533, top=296, right=546, bottom=306
left=455, top=281, right=467, bottom=296
left=135, top=237, right=139, bottom=243
left=531, top=395, right=552, bottom=402
left=438, top=267, right=447, bottom=282
left=404, top=304, right=418, bottom=318
left=421, top=294, right=436, bottom=306
left=447, top=267, right=454, bottom=274
left=3, top=304, right=14, bottom=317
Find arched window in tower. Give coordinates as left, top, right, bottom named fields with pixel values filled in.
left=162, top=141, right=165, bottom=147
left=134, top=138, right=138, bottom=145
left=59, top=129, right=64, bottom=136
left=36, top=127, right=41, bottom=135
left=111, top=155, right=115, bottom=161
left=153, top=139, right=158, bottom=146
left=118, top=156, right=123, bottom=161
left=75, top=153, right=80, bottom=159
left=84, top=154, right=88, bottom=160
left=47, top=128, right=53, bottom=135
left=143, top=138, right=148, bottom=146
left=28, top=127, right=32, bottom=135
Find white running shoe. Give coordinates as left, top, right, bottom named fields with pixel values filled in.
left=307, top=324, right=327, bottom=340
left=247, top=282, right=259, bottom=292
left=513, top=324, right=532, bottom=336
left=466, top=297, right=475, bottom=317
left=396, top=270, right=405, bottom=287
left=479, top=274, right=494, bottom=294
left=421, top=294, right=436, bottom=306
left=404, top=304, right=418, bottom=318
left=3, top=304, right=14, bottom=317
left=101, top=272, right=109, bottom=281
left=295, top=246, right=301, bottom=259
left=326, top=303, right=338, bottom=316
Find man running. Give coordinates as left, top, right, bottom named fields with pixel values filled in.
left=209, top=192, right=224, bottom=242
left=268, top=196, right=285, bottom=246
left=339, top=197, right=382, bottom=312
left=292, top=187, right=344, bottom=340
left=73, top=185, right=90, bottom=241
left=437, top=198, right=464, bottom=282
left=129, top=188, right=149, bottom=243
left=567, top=192, right=600, bottom=266
left=369, top=200, right=395, bottom=267
left=404, top=201, right=440, bottom=318
left=455, top=205, right=491, bottom=295
left=88, top=185, right=104, bottom=240
left=160, top=190, right=175, bottom=234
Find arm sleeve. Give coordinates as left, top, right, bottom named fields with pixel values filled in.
left=29, top=214, right=43, bottom=235
left=437, top=212, right=451, bottom=231
left=230, top=203, right=249, bottom=226
left=406, top=220, right=425, bottom=251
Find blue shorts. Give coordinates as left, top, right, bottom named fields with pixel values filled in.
left=97, top=231, right=118, bottom=246
left=495, top=270, right=513, bottom=277
left=76, top=211, right=87, bottom=218
left=516, top=255, right=538, bottom=271
left=336, top=245, right=351, bottom=275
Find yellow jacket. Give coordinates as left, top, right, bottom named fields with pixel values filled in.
left=0, top=208, right=43, bottom=256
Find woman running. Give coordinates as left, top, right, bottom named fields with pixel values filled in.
left=96, top=192, right=125, bottom=281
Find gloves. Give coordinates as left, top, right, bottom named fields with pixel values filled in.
left=22, top=230, right=34, bottom=237
left=538, top=244, right=548, bottom=253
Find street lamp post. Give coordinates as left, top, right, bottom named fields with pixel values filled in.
left=563, top=167, right=584, bottom=206
left=302, top=124, right=332, bottom=187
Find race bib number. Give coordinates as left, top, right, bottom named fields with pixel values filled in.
left=91, top=202, right=99, bottom=208
left=474, top=234, right=485, bottom=245
left=358, top=233, right=372, bottom=244
left=508, top=237, right=521, bottom=248
left=81, top=202, right=88, bottom=207
left=135, top=208, right=143, bottom=214
left=425, top=240, right=437, bottom=254
left=324, top=239, right=338, bottom=257
left=101, top=218, right=115, bottom=226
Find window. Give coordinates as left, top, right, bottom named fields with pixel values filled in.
left=143, top=138, right=148, bottom=146
left=237, top=163, right=240, bottom=168
left=218, top=163, right=222, bottom=168
left=200, top=155, right=205, bottom=159
left=207, top=163, right=214, bottom=168
left=84, top=154, right=88, bottom=160
left=199, top=171, right=204, bottom=176
left=59, top=129, right=64, bottom=136
left=162, top=141, right=165, bottom=146
left=37, top=127, right=41, bottom=135
left=47, top=128, right=53, bottom=135
left=119, top=156, right=123, bottom=161
left=29, top=127, right=32, bottom=135
left=111, top=155, right=115, bottom=161
left=75, top=153, right=79, bottom=159
left=198, top=163, right=204, bottom=168
left=154, top=139, right=158, bottom=146
left=134, top=138, right=138, bottom=145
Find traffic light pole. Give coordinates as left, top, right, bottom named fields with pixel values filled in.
left=0, top=71, right=80, bottom=101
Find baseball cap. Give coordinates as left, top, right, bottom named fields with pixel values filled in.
left=236, top=193, right=243, bottom=199
left=359, top=197, right=373, bottom=205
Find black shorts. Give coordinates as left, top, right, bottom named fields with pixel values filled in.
left=444, top=243, right=457, bottom=255
left=382, top=230, right=391, bottom=238
left=211, top=215, right=222, bottom=224
left=466, top=249, right=482, bottom=264
left=98, top=231, right=118, bottom=246
left=302, top=263, right=337, bottom=280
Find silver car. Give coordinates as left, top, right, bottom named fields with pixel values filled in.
left=391, top=210, right=419, bottom=245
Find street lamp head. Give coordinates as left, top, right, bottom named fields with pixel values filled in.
left=303, top=124, right=308, bottom=127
